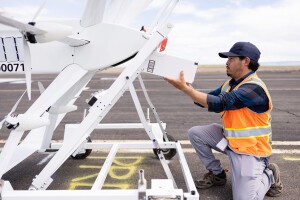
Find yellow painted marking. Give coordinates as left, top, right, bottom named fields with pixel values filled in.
left=69, top=182, right=130, bottom=190
left=77, top=165, right=138, bottom=180
left=68, top=156, right=144, bottom=190
left=85, top=156, right=144, bottom=166
left=109, top=166, right=137, bottom=180
left=69, top=182, right=92, bottom=190
left=113, top=156, right=143, bottom=166
left=79, top=165, right=100, bottom=169
left=102, top=183, right=130, bottom=189
left=283, top=156, right=300, bottom=161
left=71, top=173, right=98, bottom=182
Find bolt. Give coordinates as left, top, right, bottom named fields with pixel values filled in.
left=167, top=23, right=174, bottom=28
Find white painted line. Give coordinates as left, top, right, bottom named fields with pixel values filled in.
left=1, top=140, right=300, bottom=154
left=100, top=77, right=117, bottom=81
left=0, top=78, right=24, bottom=83
left=178, top=140, right=300, bottom=146
left=1, top=140, right=300, bottom=145
left=272, top=149, right=300, bottom=154
left=90, top=148, right=300, bottom=154
left=0, top=148, right=300, bottom=154
left=1, top=148, right=299, bottom=154
left=271, top=141, right=300, bottom=145
left=37, top=153, right=55, bottom=165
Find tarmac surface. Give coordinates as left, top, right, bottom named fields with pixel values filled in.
left=0, top=66, right=300, bottom=199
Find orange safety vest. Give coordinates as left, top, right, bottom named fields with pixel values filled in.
left=221, top=73, right=273, bottom=157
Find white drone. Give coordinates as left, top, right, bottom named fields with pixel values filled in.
left=0, top=0, right=199, bottom=199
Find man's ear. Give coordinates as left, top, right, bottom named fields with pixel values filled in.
left=243, top=57, right=251, bottom=66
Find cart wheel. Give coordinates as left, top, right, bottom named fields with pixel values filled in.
left=71, top=137, right=92, bottom=160
left=153, top=134, right=177, bottom=160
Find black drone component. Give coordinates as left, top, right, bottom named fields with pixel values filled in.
left=88, top=96, right=98, bottom=106
left=26, top=22, right=37, bottom=43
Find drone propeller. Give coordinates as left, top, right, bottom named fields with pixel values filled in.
left=23, top=1, right=47, bottom=100
left=31, top=0, right=47, bottom=22
left=0, top=91, right=27, bottom=130
left=0, top=2, right=46, bottom=100
left=0, top=1, right=74, bottom=99
left=37, top=81, right=45, bottom=94
left=23, top=37, right=32, bottom=100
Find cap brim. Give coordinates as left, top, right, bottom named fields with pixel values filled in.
left=218, top=52, right=240, bottom=58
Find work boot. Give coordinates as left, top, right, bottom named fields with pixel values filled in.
left=194, top=170, right=227, bottom=189
left=266, top=163, right=283, bottom=197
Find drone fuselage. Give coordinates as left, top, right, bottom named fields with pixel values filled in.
left=0, top=20, right=147, bottom=74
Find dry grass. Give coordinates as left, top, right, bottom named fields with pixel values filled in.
left=99, top=65, right=300, bottom=74
left=197, top=65, right=300, bottom=72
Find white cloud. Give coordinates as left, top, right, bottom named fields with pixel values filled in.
left=1, top=0, right=299, bottom=64
left=164, top=0, right=300, bottom=64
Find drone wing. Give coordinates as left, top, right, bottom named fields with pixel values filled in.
left=104, top=0, right=153, bottom=25
left=81, top=0, right=107, bottom=27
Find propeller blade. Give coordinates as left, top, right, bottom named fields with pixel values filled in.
left=31, top=0, right=47, bottom=22
left=37, top=81, right=45, bottom=94
left=23, top=38, right=32, bottom=100
left=10, top=90, right=27, bottom=115
left=0, top=90, right=26, bottom=130
left=0, top=15, right=46, bottom=35
left=0, top=119, right=5, bottom=130
left=81, top=0, right=106, bottom=27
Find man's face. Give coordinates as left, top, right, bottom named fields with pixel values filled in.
left=226, top=56, right=243, bottom=79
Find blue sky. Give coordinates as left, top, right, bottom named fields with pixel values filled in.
left=1, top=0, right=299, bottom=65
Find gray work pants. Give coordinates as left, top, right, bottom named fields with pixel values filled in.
left=188, top=123, right=275, bottom=200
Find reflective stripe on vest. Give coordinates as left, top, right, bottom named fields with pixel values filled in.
left=221, top=80, right=230, bottom=92
left=225, top=125, right=271, bottom=138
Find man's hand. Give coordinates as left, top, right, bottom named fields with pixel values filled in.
left=164, top=71, right=191, bottom=93
left=164, top=70, right=208, bottom=108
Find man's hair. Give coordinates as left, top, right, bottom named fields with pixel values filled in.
left=239, top=56, right=260, bottom=72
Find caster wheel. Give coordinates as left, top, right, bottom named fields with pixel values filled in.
left=153, top=134, right=177, bottom=160
left=71, top=137, right=92, bottom=160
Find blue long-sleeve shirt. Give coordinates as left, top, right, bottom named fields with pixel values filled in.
left=196, top=71, right=269, bottom=113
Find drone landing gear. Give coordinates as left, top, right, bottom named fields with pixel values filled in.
left=71, top=137, right=92, bottom=160
left=153, top=134, right=177, bottom=160
left=0, top=22, right=199, bottom=199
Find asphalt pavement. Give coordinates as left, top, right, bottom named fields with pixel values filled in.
left=0, top=66, right=300, bottom=199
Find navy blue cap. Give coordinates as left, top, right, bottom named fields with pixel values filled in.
left=219, top=42, right=261, bottom=62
